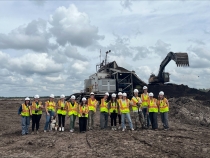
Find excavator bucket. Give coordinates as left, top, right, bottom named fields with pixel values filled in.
left=174, top=53, right=189, bottom=67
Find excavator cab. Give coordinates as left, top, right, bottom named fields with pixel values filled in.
left=149, top=52, right=189, bottom=84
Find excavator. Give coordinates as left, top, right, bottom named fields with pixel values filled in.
left=149, top=52, right=189, bottom=84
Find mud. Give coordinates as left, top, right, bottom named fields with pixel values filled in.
left=0, top=98, right=210, bottom=158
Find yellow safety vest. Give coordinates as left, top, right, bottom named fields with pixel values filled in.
left=57, top=100, right=67, bottom=115
left=158, top=98, right=169, bottom=113
left=67, top=101, right=78, bottom=116
left=46, top=101, right=56, bottom=111
left=109, top=101, right=118, bottom=113
left=31, top=101, right=42, bottom=115
left=78, top=105, right=89, bottom=117
left=131, top=96, right=141, bottom=111
left=148, top=98, right=158, bottom=113
left=100, top=99, right=108, bottom=113
left=141, top=93, right=149, bottom=107
left=119, top=99, right=130, bottom=114
left=88, top=98, right=97, bottom=112
left=21, top=104, right=30, bottom=116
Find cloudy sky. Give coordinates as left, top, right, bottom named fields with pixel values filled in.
left=0, top=0, right=209, bottom=97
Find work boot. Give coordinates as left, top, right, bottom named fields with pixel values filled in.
left=59, top=127, right=61, bottom=132
left=62, top=127, right=64, bottom=132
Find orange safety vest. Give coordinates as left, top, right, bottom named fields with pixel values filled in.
left=158, top=98, right=169, bottom=113
left=100, top=98, right=108, bottom=113
left=141, top=93, right=149, bottom=107
left=131, top=96, right=141, bottom=111
left=119, top=99, right=130, bottom=114
left=78, top=105, right=89, bottom=117
left=88, top=98, right=98, bottom=112
left=31, top=101, right=42, bottom=115
left=148, top=98, right=158, bottom=113
left=67, top=101, right=78, bottom=116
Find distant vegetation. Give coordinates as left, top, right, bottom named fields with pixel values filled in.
left=198, top=89, right=210, bottom=92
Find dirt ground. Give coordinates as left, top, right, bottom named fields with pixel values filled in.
left=0, top=97, right=210, bottom=158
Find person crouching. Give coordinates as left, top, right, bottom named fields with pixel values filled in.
left=79, top=97, right=89, bottom=133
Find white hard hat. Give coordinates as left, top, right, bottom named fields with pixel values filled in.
left=34, top=95, right=39, bottom=99
left=50, top=94, right=54, bottom=98
left=134, top=89, right=139, bottom=93
left=90, top=92, right=94, bottom=95
left=143, top=86, right=148, bottom=90
left=122, top=93, right=127, bottom=97
left=25, top=97, right=30, bottom=101
left=149, top=92, right=154, bottom=97
left=60, top=94, right=65, bottom=99
left=118, top=92, right=122, bottom=96
left=82, top=97, right=86, bottom=101
left=159, top=91, right=164, bottom=95
left=112, top=93, right=116, bottom=98
left=105, top=92, right=109, bottom=96
left=71, top=95, right=76, bottom=100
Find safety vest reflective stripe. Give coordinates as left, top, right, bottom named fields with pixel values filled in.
left=57, top=100, right=67, bottom=115
left=148, top=99, right=158, bottom=113
left=68, top=102, right=78, bottom=116
left=100, top=99, right=108, bottom=113
left=141, top=94, right=149, bottom=107
left=159, top=98, right=169, bottom=113
left=88, top=98, right=97, bottom=111
left=31, top=101, right=42, bottom=115
left=109, top=102, right=118, bottom=113
left=47, top=101, right=56, bottom=111
left=119, top=99, right=130, bottom=113
left=78, top=105, right=89, bottom=117
left=131, top=97, right=140, bottom=111
left=21, top=104, right=30, bottom=116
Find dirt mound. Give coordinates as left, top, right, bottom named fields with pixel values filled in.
left=169, top=97, right=210, bottom=127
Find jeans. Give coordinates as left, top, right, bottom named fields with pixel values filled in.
left=142, top=108, right=150, bottom=127
left=88, top=110, right=95, bottom=128
left=58, top=114, right=66, bottom=127
left=44, top=111, right=55, bottom=131
left=110, top=113, right=117, bottom=126
left=32, top=114, right=41, bottom=131
left=100, top=112, right=108, bottom=129
left=22, top=116, right=30, bottom=135
left=149, top=112, right=158, bottom=129
left=79, top=117, right=87, bottom=132
left=70, top=115, right=77, bottom=130
left=121, top=113, right=133, bottom=129
left=160, top=112, right=169, bottom=129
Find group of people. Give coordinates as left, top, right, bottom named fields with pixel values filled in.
left=18, top=86, right=170, bottom=136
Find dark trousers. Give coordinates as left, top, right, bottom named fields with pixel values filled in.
left=79, top=117, right=87, bottom=132
left=32, top=114, right=41, bottom=131
left=58, top=114, right=65, bottom=127
left=149, top=112, right=158, bottom=129
left=110, top=113, right=117, bottom=126
left=118, top=114, right=121, bottom=125
left=100, top=112, right=108, bottom=129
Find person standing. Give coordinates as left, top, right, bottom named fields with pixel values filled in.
left=18, top=97, right=31, bottom=136
left=87, top=92, right=98, bottom=130
left=147, top=92, right=158, bottom=130
left=117, top=92, right=123, bottom=129
left=118, top=93, right=134, bottom=131
left=78, top=97, right=89, bottom=133
left=44, top=94, right=56, bottom=132
left=67, top=95, right=78, bottom=133
left=30, top=95, right=43, bottom=134
left=131, top=89, right=145, bottom=130
left=100, top=92, right=109, bottom=129
left=157, top=91, right=169, bottom=130
left=57, top=94, right=67, bottom=132
left=108, top=93, right=119, bottom=131
left=141, top=86, right=150, bottom=128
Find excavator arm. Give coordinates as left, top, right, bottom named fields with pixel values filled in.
left=149, top=52, right=189, bottom=84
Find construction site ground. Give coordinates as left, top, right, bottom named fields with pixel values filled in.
left=0, top=97, right=210, bottom=158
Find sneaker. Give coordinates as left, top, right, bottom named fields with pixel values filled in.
left=131, top=128, right=134, bottom=131
left=31, top=132, right=34, bottom=135
left=70, top=130, right=73, bottom=133
left=125, top=126, right=126, bottom=129
left=44, top=130, right=47, bottom=133
left=118, top=126, right=121, bottom=130
left=36, top=131, right=39, bottom=134
left=111, top=127, right=114, bottom=131
left=59, top=127, right=61, bottom=132
left=62, top=127, right=64, bottom=132
left=122, top=128, right=125, bottom=132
